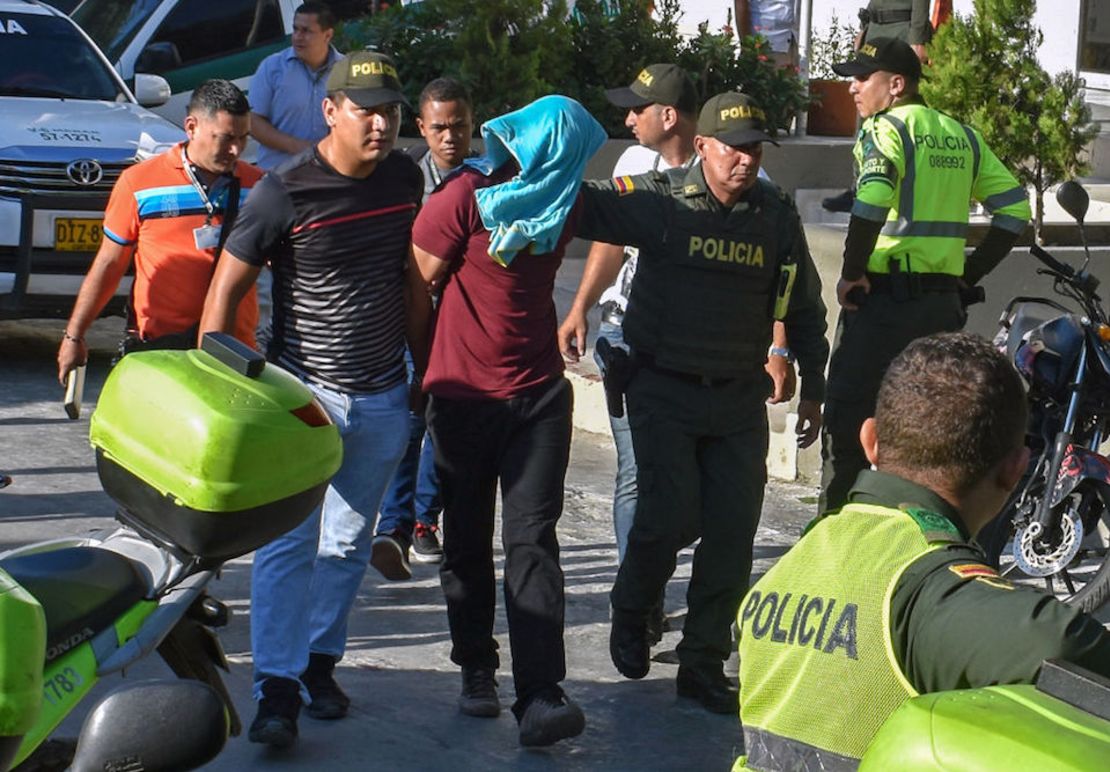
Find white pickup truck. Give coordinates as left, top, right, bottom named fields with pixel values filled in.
left=0, top=0, right=183, bottom=320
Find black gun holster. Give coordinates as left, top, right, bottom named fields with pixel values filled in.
left=595, top=337, right=636, bottom=419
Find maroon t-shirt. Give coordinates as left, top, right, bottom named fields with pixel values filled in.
left=412, top=164, right=578, bottom=400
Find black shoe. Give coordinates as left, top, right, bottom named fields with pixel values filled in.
left=517, top=689, right=586, bottom=747
left=412, top=522, right=444, bottom=564
left=610, top=615, right=650, bottom=679
left=821, top=188, right=855, bottom=213
left=300, top=652, right=350, bottom=720
left=370, top=532, right=412, bottom=580
left=646, top=603, right=666, bottom=646
left=676, top=665, right=738, bottom=714
left=248, top=677, right=301, bottom=748
left=459, top=666, right=501, bottom=717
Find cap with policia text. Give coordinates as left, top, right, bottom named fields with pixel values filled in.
left=832, top=36, right=923, bottom=81
left=605, top=64, right=698, bottom=114
left=697, top=92, right=779, bottom=147
left=326, top=50, right=410, bottom=108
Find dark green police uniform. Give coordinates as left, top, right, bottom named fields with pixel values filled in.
left=577, top=163, right=828, bottom=678
left=862, top=0, right=932, bottom=46
left=736, top=469, right=1110, bottom=769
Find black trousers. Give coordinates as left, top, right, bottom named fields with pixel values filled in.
left=611, top=366, right=770, bottom=672
left=819, top=291, right=965, bottom=513
left=426, top=376, right=572, bottom=709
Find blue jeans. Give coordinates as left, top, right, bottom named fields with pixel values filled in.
left=250, top=379, right=409, bottom=698
left=377, top=381, right=441, bottom=537
left=594, top=321, right=638, bottom=563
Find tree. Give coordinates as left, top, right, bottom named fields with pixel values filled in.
left=923, top=0, right=1097, bottom=241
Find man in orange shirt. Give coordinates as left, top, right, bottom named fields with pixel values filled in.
left=57, top=79, right=260, bottom=384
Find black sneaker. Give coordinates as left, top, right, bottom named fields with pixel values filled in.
left=517, top=689, right=586, bottom=747
left=676, top=665, right=738, bottom=714
left=370, top=532, right=412, bottom=581
left=248, top=677, right=301, bottom=748
left=300, top=652, right=350, bottom=720
left=412, top=522, right=444, bottom=564
left=459, top=666, right=501, bottom=717
left=821, top=188, right=855, bottom=213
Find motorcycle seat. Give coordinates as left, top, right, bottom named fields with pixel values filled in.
left=1007, top=302, right=1060, bottom=360
left=0, top=547, right=148, bottom=662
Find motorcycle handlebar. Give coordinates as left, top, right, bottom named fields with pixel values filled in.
left=1030, top=244, right=1075, bottom=278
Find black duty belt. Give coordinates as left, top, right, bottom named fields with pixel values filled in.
left=600, top=300, right=624, bottom=326
left=867, top=272, right=960, bottom=294
left=871, top=8, right=913, bottom=24
left=636, top=353, right=740, bottom=388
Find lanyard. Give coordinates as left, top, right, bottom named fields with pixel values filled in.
left=181, top=145, right=228, bottom=225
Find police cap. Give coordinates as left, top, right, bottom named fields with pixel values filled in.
left=697, top=92, right=778, bottom=147
left=832, top=37, right=923, bottom=81
left=327, top=50, right=410, bottom=108
left=605, top=64, right=698, bottom=114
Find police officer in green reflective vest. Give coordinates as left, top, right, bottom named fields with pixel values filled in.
left=577, top=92, right=829, bottom=714
left=736, top=333, right=1110, bottom=771
left=819, top=37, right=1031, bottom=514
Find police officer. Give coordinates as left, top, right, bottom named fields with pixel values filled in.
left=736, top=333, right=1110, bottom=770
left=819, top=37, right=1030, bottom=514
left=577, top=92, right=829, bottom=714
left=859, top=0, right=933, bottom=60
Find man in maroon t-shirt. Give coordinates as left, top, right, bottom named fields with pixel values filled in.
left=408, top=161, right=585, bottom=748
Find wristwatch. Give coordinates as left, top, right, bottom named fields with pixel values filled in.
left=768, top=346, right=795, bottom=364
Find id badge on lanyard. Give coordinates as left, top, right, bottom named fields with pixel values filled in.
left=182, top=147, right=225, bottom=251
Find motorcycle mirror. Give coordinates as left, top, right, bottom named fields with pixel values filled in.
left=70, top=680, right=228, bottom=772
left=1056, top=180, right=1090, bottom=225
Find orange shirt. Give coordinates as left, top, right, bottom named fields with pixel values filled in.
left=102, top=143, right=262, bottom=346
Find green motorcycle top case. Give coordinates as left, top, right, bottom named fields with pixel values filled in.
left=859, top=684, right=1110, bottom=771
left=0, top=569, right=45, bottom=737
left=90, top=349, right=342, bottom=561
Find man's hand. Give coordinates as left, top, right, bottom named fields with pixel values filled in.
left=837, top=275, right=871, bottom=311
left=57, top=335, right=87, bottom=386
left=558, top=309, right=589, bottom=363
left=796, top=400, right=822, bottom=448
left=765, top=354, right=796, bottom=404
left=911, top=43, right=928, bottom=64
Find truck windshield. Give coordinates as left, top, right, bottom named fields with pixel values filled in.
left=0, top=13, right=126, bottom=101
left=73, top=0, right=162, bottom=63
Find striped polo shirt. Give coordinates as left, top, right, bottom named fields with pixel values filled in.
left=103, top=142, right=262, bottom=344
left=224, top=147, right=422, bottom=394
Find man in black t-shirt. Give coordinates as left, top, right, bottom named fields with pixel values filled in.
left=200, top=51, right=422, bottom=750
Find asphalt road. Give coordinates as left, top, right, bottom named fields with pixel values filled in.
left=0, top=315, right=817, bottom=771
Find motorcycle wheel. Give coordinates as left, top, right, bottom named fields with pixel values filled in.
left=999, top=483, right=1110, bottom=613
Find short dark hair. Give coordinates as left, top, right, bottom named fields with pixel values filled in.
left=875, top=332, right=1027, bottom=494
left=295, top=2, right=336, bottom=30
left=187, top=79, right=249, bottom=118
left=418, top=78, right=472, bottom=114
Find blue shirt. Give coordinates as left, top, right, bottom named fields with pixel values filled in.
left=249, top=46, right=341, bottom=171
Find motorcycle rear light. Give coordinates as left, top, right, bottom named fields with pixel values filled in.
left=1098, top=324, right=1110, bottom=342
left=290, top=399, right=330, bottom=427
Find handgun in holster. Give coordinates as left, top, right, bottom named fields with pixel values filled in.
left=595, top=337, right=635, bottom=418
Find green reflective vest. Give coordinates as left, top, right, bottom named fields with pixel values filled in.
left=736, top=503, right=959, bottom=770
left=852, top=99, right=1030, bottom=277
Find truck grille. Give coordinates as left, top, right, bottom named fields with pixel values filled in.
left=0, top=159, right=131, bottom=196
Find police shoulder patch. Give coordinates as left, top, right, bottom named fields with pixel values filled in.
left=614, top=176, right=635, bottom=195
left=948, top=563, right=998, bottom=580
left=902, top=506, right=961, bottom=543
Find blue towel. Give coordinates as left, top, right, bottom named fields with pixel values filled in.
left=465, top=95, right=607, bottom=266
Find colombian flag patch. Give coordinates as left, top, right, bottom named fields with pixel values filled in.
left=948, top=563, right=998, bottom=580
left=615, top=176, right=635, bottom=195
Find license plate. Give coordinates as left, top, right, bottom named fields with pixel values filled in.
left=54, top=218, right=103, bottom=252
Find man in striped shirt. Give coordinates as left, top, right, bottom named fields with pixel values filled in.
left=199, top=51, right=422, bottom=749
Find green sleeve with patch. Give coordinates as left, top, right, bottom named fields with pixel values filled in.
left=577, top=173, right=668, bottom=252
left=852, top=116, right=903, bottom=222
left=891, top=546, right=1110, bottom=693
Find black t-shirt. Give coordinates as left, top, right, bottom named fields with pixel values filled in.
left=227, top=148, right=422, bottom=394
